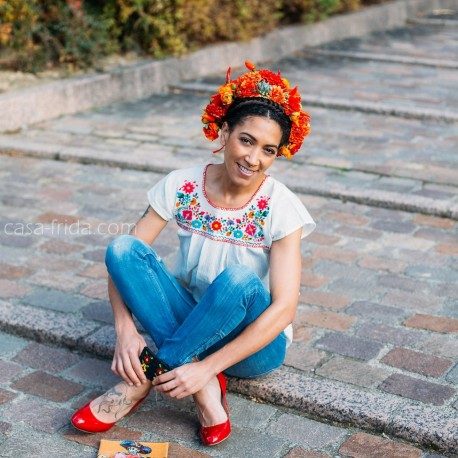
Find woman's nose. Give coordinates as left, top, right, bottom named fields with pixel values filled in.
left=245, top=149, right=261, bottom=167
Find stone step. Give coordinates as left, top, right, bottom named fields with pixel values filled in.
left=170, top=81, right=458, bottom=123
left=1, top=137, right=457, bottom=220
left=306, top=48, right=458, bottom=69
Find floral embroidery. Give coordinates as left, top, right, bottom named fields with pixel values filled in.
left=175, top=180, right=270, bottom=248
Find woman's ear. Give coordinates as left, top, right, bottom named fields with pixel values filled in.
left=220, top=122, right=229, bottom=146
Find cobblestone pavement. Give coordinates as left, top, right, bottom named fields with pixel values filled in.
left=0, top=13, right=457, bottom=458
left=2, top=331, right=446, bottom=458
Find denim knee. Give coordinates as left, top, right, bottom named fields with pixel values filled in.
left=217, top=264, right=260, bottom=289
left=105, top=234, right=138, bottom=266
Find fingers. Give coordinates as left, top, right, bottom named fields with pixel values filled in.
left=111, top=349, right=147, bottom=387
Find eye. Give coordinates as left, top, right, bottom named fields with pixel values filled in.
left=240, top=137, right=251, bottom=145
left=265, top=148, right=276, bottom=155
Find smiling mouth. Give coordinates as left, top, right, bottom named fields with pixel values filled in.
left=237, top=163, right=256, bottom=176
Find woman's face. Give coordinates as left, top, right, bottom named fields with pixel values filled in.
left=220, top=116, right=282, bottom=187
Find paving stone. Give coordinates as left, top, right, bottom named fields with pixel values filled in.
left=25, top=270, right=86, bottom=292
left=371, top=220, right=416, bottom=233
left=355, top=322, right=425, bottom=347
left=78, top=263, right=108, bottom=279
left=268, top=412, right=346, bottom=449
left=0, top=360, right=22, bottom=383
left=316, top=357, right=389, bottom=388
left=28, top=255, right=84, bottom=272
left=22, top=288, right=89, bottom=313
left=228, top=394, right=277, bottom=429
left=12, top=370, right=84, bottom=402
left=65, top=357, right=120, bottom=387
left=339, top=432, right=422, bottom=458
left=404, top=314, right=458, bottom=333
left=0, top=331, right=28, bottom=355
left=13, top=342, right=81, bottom=372
left=377, top=274, right=429, bottom=294
left=3, top=399, right=72, bottom=433
left=0, top=279, right=32, bottom=298
left=283, top=449, right=331, bottom=458
left=64, top=425, right=143, bottom=449
left=346, top=301, right=406, bottom=323
left=379, top=374, right=455, bottom=406
left=305, top=232, right=340, bottom=245
left=297, top=310, right=357, bottom=331
left=82, top=324, right=118, bottom=357
left=381, top=348, right=453, bottom=377
left=336, top=225, right=382, bottom=240
left=82, top=248, right=107, bottom=262
left=413, top=214, right=455, bottom=229
left=382, top=290, right=442, bottom=312
left=436, top=243, right=458, bottom=256
left=414, top=228, right=458, bottom=245
left=418, top=334, right=458, bottom=359
left=39, top=239, right=85, bottom=254
left=126, top=406, right=198, bottom=442
left=406, top=265, right=458, bottom=283
left=35, top=211, right=83, bottom=225
left=299, top=291, right=351, bottom=310
left=80, top=281, right=109, bottom=300
left=284, top=344, right=327, bottom=372
left=0, top=388, right=17, bottom=405
left=312, top=246, right=358, bottom=264
left=0, top=262, right=33, bottom=279
left=168, top=443, right=212, bottom=458
left=357, top=256, right=406, bottom=273
left=323, top=211, right=369, bottom=226
left=292, top=324, right=316, bottom=344
left=315, top=332, right=383, bottom=361
left=81, top=300, right=114, bottom=324
left=300, top=272, right=329, bottom=288
left=445, top=363, right=458, bottom=384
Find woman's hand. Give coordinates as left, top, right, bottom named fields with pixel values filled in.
left=112, top=327, right=148, bottom=387
left=152, top=360, right=215, bottom=399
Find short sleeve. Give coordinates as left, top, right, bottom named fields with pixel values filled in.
left=146, top=171, right=178, bottom=221
left=271, top=183, right=316, bottom=241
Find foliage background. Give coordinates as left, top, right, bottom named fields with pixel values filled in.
left=0, top=0, right=386, bottom=73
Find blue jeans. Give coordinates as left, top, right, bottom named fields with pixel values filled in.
left=105, top=235, right=286, bottom=378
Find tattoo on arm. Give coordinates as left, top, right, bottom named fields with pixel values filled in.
left=130, top=206, right=152, bottom=235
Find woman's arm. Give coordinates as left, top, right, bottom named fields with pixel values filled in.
left=109, top=206, right=168, bottom=386
left=154, top=227, right=302, bottom=397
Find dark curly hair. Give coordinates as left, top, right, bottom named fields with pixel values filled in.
left=222, top=97, right=292, bottom=148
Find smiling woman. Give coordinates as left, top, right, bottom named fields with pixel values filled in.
left=71, top=61, right=316, bottom=447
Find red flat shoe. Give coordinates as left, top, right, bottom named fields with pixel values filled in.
left=71, top=396, right=146, bottom=434
left=199, top=373, right=231, bottom=446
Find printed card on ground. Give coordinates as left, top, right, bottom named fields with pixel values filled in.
left=97, top=439, right=168, bottom=458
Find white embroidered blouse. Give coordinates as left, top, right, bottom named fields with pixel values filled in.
left=147, top=164, right=316, bottom=345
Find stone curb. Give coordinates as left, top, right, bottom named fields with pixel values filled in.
left=1, top=300, right=457, bottom=455
left=307, top=49, right=458, bottom=69
left=2, top=139, right=457, bottom=220
left=1, top=0, right=456, bottom=133
left=407, top=17, right=458, bottom=26
left=170, top=82, right=458, bottom=124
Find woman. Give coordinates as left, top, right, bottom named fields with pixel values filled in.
left=71, top=61, right=315, bottom=446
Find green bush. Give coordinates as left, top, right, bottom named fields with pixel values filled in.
left=1, top=0, right=388, bottom=72
left=0, top=0, right=115, bottom=72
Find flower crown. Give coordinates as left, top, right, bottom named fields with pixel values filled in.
left=202, top=61, right=311, bottom=159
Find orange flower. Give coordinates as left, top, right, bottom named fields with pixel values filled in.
left=287, top=86, right=302, bottom=113
left=245, top=60, right=256, bottom=71
left=269, top=86, right=285, bottom=104
left=211, top=221, right=222, bottom=231
left=203, top=123, right=219, bottom=141
left=201, top=112, right=215, bottom=124
left=218, top=83, right=233, bottom=104
left=279, top=146, right=292, bottom=160
left=281, top=77, right=290, bottom=90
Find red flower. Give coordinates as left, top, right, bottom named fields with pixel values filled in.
left=245, top=60, right=256, bottom=71
left=181, top=182, right=195, bottom=193
left=245, top=224, right=257, bottom=236
left=257, top=198, right=269, bottom=210
left=182, top=210, right=192, bottom=220
left=211, top=221, right=222, bottom=231
left=203, top=123, right=219, bottom=141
